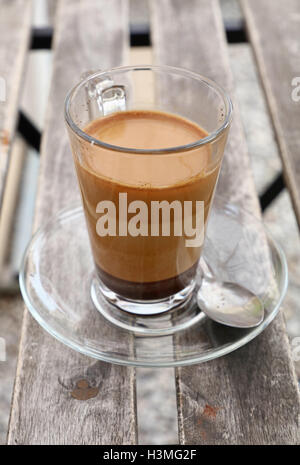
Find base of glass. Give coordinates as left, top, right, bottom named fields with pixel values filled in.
left=91, top=276, right=205, bottom=335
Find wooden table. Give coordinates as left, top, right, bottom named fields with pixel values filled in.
left=1, top=0, right=299, bottom=444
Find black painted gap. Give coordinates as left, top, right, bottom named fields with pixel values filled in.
left=259, top=173, right=285, bottom=212
left=30, top=23, right=248, bottom=50
left=17, top=111, right=41, bottom=153
left=30, top=27, right=53, bottom=50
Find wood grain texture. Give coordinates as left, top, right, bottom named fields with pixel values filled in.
left=0, top=0, right=32, bottom=206
left=151, top=0, right=300, bottom=444
left=8, top=0, right=137, bottom=445
left=241, top=0, right=300, bottom=229
left=46, top=0, right=59, bottom=24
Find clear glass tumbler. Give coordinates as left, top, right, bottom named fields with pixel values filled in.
left=65, top=65, right=232, bottom=317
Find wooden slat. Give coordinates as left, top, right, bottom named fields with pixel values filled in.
left=0, top=137, right=26, bottom=280
left=241, top=0, right=300, bottom=228
left=151, top=0, right=300, bottom=444
left=0, top=0, right=32, bottom=206
left=46, top=0, right=58, bottom=24
left=8, top=0, right=137, bottom=445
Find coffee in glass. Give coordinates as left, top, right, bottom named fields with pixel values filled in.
left=65, top=66, right=232, bottom=316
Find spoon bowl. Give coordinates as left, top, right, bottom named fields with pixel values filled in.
left=197, top=276, right=264, bottom=328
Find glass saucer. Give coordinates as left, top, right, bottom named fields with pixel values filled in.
left=19, top=199, right=288, bottom=367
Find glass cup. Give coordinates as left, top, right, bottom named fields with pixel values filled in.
left=65, top=65, right=232, bottom=318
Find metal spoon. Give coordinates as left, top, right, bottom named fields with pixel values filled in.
left=197, top=259, right=264, bottom=328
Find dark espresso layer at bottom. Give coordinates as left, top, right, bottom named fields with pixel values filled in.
left=96, top=263, right=199, bottom=301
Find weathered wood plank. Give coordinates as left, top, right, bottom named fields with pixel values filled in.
left=241, top=0, right=300, bottom=229
left=46, top=0, right=58, bottom=24
left=0, top=0, right=32, bottom=206
left=8, top=0, right=137, bottom=445
left=151, top=0, right=300, bottom=444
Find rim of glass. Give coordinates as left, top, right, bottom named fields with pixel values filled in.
left=65, top=64, right=233, bottom=155
left=19, top=203, right=288, bottom=368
